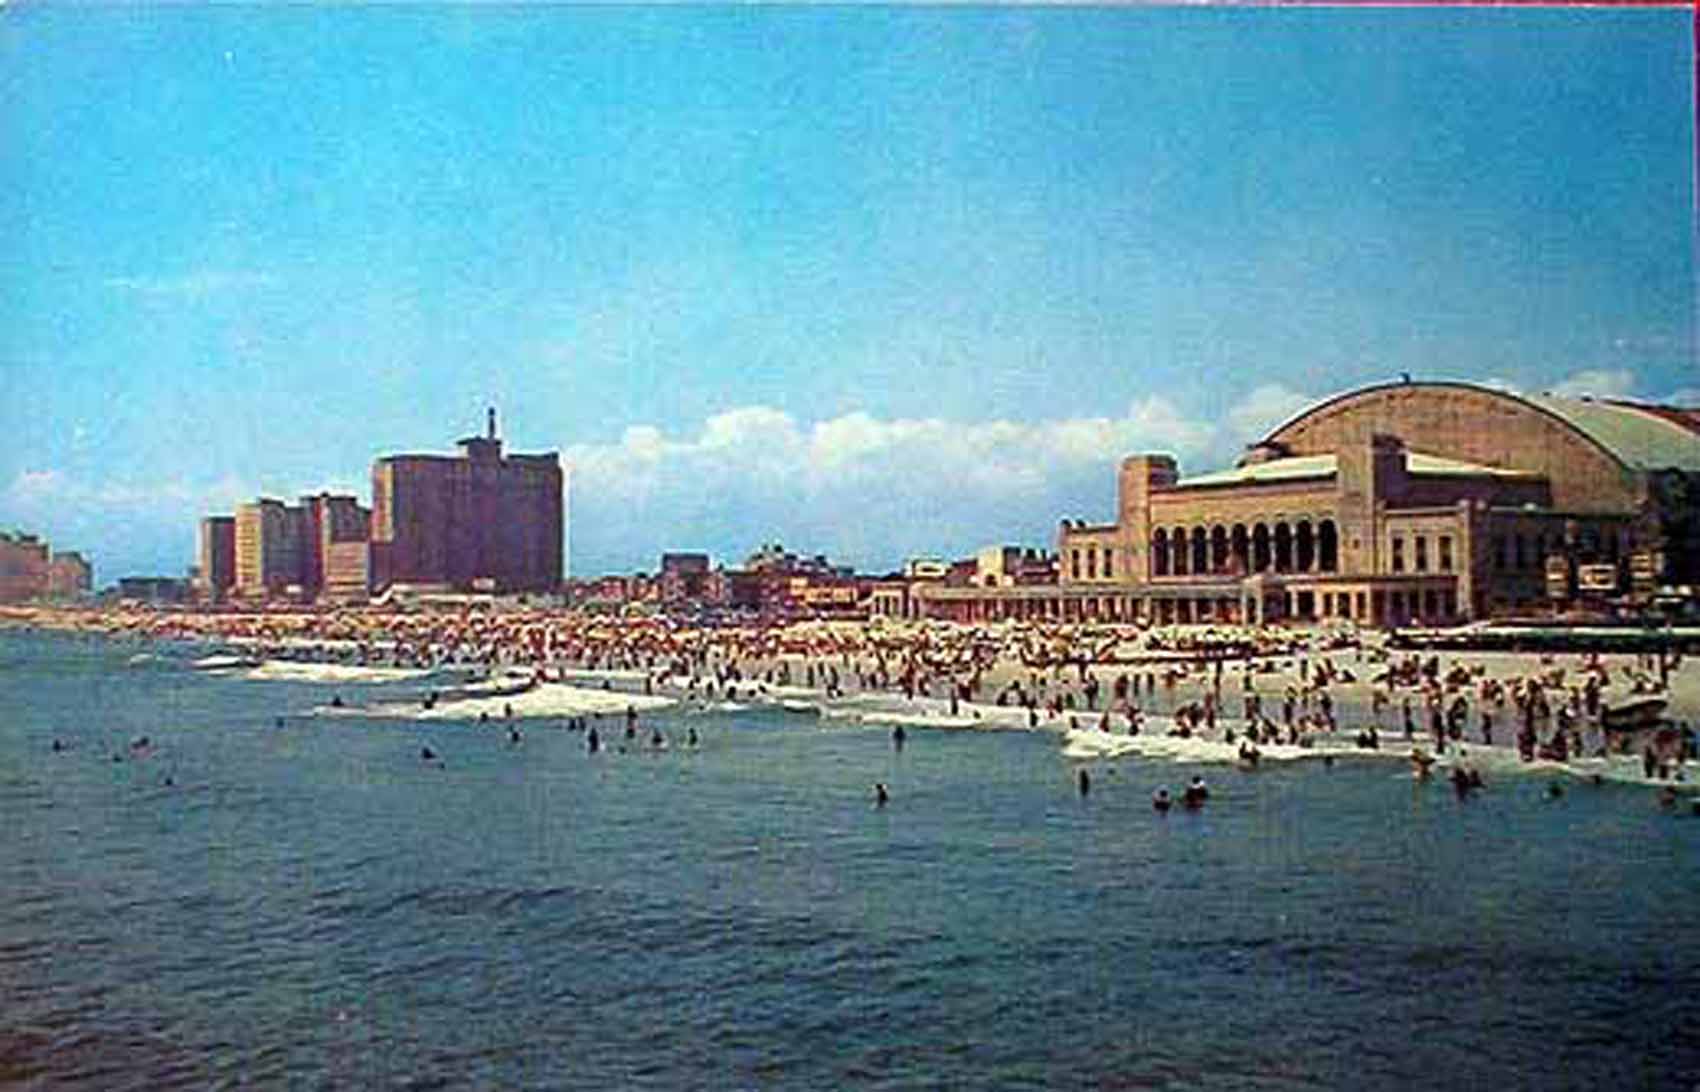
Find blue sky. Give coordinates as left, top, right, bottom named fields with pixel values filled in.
left=2, top=6, right=1693, bottom=582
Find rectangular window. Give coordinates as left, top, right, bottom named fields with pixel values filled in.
left=1391, top=536, right=1405, bottom=574
left=1071, top=549, right=1081, bottom=580
left=1087, top=550, right=1097, bottom=579
left=1103, top=549, right=1114, bottom=579
left=1415, top=535, right=1429, bottom=573
left=1439, top=535, right=1453, bottom=573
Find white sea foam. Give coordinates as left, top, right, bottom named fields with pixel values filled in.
left=1059, top=725, right=1340, bottom=765
left=557, top=668, right=651, bottom=682
left=337, top=681, right=675, bottom=721
left=812, top=693, right=1034, bottom=731
left=239, top=661, right=434, bottom=684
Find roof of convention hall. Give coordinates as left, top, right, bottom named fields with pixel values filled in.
left=1260, top=380, right=1700, bottom=475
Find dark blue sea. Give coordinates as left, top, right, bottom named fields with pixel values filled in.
left=3, top=629, right=1697, bottom=1090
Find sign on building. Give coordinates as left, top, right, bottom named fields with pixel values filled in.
left=1575, top=563, right=1618, bottom=594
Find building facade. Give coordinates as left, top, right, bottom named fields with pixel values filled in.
left=305, top=494, right=371, bottom=602
left=234, top=499, right=305, bottom=599
left=369, top=410, right=563, bottom=594
left=47, top=552, right=92, bottom=600
left=918, top=382, right=1700, bottom=625
left=0, top=532, right=51, bottom=603
left=196, top=516, right=236, bottom=603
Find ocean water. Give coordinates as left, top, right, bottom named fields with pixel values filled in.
left=2, top=629, right=1697, bottom=1090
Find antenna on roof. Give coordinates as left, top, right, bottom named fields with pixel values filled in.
left=487, top=406, right=498, bottom=441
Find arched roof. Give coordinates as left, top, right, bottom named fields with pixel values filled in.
left=1264, top=381, right=1700, bottom=475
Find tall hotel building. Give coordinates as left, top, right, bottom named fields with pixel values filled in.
left=233, top=500, right=303, bottom=598
left=369, top=410, right=563, bottom=594
left=197, top=516, right=236, bottom=602
left=230, top=495, right=370, bottom=601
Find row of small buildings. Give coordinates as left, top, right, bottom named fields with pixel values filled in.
left=569, top=543, right=1061, bottom=621
left=194, top=411, right=564, bottom=605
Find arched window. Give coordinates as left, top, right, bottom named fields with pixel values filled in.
left=1210, top=526, right=1229, bottom=573
left=1318, top=520, right=1339, bottom=573
left=1296, top=520, right=1315, bottom=573
left=1173, top=528, right=1190, bottom=575
left=1252, top=524, right=1271, bottom=573
left=1191, top=527, right=1208, bottom=576
left=1153, top=530, right=1169, bottom=577
left=1274, top=523, right=1294, bottom=574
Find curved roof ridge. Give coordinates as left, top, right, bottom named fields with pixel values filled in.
left=1260, top=380, right=1700, bottom=474
left=1517, top=391, right=1700, bottom=473
left=1603, top=398, right=1700, bottom=439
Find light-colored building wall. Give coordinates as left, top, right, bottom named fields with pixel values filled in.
left=234, top=499, right=304, bottom=597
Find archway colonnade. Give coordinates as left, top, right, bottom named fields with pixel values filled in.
left=1151, top=518, right=1338, bottom=578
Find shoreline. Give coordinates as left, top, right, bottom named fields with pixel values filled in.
left=5, top=604, right=1695, bottom=794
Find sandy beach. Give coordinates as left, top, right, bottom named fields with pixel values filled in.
left=6, top=604, right=1695, bottom=796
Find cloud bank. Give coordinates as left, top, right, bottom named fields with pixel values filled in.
left=563, top=384, right=1310, bottom=575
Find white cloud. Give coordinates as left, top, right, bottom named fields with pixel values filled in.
left=7, top=469, right=63, bottom=502
left=562, top=388, right=1292, bottom=572
left=1548, top=368, right=1637, bottom=399
left=4, top=468, right=251, bottom=516
left=1223, top=383, right=1313, bottom=444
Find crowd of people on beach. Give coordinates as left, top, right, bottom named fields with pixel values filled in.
left=9, top=601, right=1696, bottom=810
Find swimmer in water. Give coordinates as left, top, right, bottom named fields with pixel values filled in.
left=893, top=724, right=906, bottom=751
left=420, top=745, right=438, bottom=762
left=874, top=782, right=890, bottom=807
left=508, top=727, right=522, bottom=745
left=1078, top=769, right=1091, bottom=797
left=1152, top=787, right=1172, bottom=813
left=1183, top=776, right=1209, bottom=808
left=686, top=726, right=699, bottom=748
left=587, top=727, right=601, bottom=754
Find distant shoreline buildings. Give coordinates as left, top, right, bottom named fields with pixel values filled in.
left=195, top=410, right=563, bottom=605
left=0, top=531, right=91, bottom=604
left=78, top=380, right=1695, bottom=623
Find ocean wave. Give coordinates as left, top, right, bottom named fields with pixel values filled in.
left=324, top=681, right=675, bottom=721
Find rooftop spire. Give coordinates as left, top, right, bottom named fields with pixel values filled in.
left=487, top=406, right=497, bottom=441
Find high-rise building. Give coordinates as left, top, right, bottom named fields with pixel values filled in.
left=47, top=551, right=92, bottom=600
left=196, top=516, right=236, bottom=603
left=0, top=532, right=51, bottom=603
left=306, top=493, right=371, bottom=602
left=234, top=499, right=305, bottom=598
left=369, top=410, right=563, bottom=594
